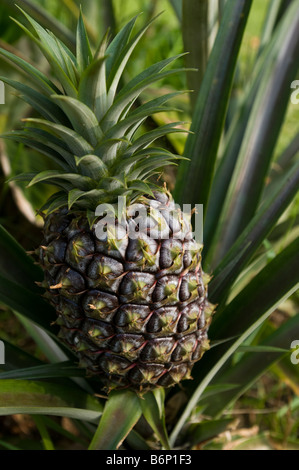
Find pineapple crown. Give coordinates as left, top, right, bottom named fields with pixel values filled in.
left=0, top=7, right=190, bottom=214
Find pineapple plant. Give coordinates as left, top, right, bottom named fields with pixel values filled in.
left=0, top=0, right=298, bottom=451
left=0, top=8, right=213, bottom=394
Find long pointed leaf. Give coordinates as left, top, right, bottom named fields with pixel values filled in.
left=24, top=118, right=94, bottom=156
left=0, top=341, right=43, bottom=371
left=182, top=0, right=209, bottom=105
left=2, top=130, right=76, bottom=170
left=0, top=379, right=102, bottom=422
left=0, top=361, right=85, bottom=380
left=123, top=117, right=189, bottom=157
left=263, top=133, right=299, bottom=201
left=102, top=55, right=187, bottom=130
left=28, top=170, right=94, bottom=191
left=210, top=237, right=299, bottom=340
left=0, top=224, right=42, bottom=290
left=174, top=0, right=253, bottom=212
left=78, top=56, right=108, bottom=121
left=12, top=12, right=77, bottom=96
left=185, top=418, right=233, bottom=447
left=106, top=15, right=161, bottom=107
left=259, top=0, right=285, bottom=52
left=216, top=2, right=299, bottom=256
left=76, top=8, right=93, bottom=72
left=208, top=161, right=299, bottom=305
left=51, top=95, right=103, bottom=146
left=203, top=313, right=299, bottom=418
left=105, top=15, right=139, bottom=79
left=0, top=274, right=56, bottom=336
left=1, top=0, right=76, bottom=51
left=170, top=237, right=299, bottom=445
left=0, top=47, right=60, bottom=95
left=202, top=6, right=296, bottom=257
left=96, top=104, right=181, bottom=163
left=139, top=390, right=170, bottom=450
left=0, top=77, right=68, bottom=124
left=88, top=390, right=142, bottom=450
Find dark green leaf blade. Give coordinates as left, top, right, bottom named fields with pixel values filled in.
left=208, top=160, right=299, bottom=305
left=0, top=379, right=102, bottom=422
left=106, top=14, right=164, bottom=108
left=78, top=56, right=108, bottom=121
left=0, top=47, right=60, bottom=95
left=203, top=313, right=299, bottom=418
left=202, top=9, right=295, bottom=259
left=0, top=76, right=68, bottom=124
left=105, top=15, right=139, bottom=79
left=182, top=0, right=209, bottom=105
left=0, top=361, right=86, bottom=380
left=88, top=390, right=142, bottom=450
left=215, top=2, right=299, bottom=256
left=102, top=55, right=187, bottom=130
left=1, top=0, right=76, bottom=51
left=259, top=0, right=285, bottom=52
left=174, top=0, right=253, bottom=212
left=23, top=118, right=94, bottom=156
left=170, top=237, right=299, bottom=445
left=51, top=95, right=103, bottom=146
left=185, top=418, right=233, bottom=447
left=0, top=274, right=56, bottom=335
left=0, top=340, right=43, bottom=372
left=12, top=10, right=77, bottom=96
left=76, top=8, right=93, bottom=72
left=211, top=236, right=299, bottom=342
left=139, top=390, right=170, bottom=450
left=169, top=0, right=182, bottom=22
left=0, top=224, right=42, bottom=290
left=28, top=170, right=94, bottom=191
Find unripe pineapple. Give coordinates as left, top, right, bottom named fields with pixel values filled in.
left=1, top=9, right=215, bottom=393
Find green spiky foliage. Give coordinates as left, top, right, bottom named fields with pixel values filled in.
left=2, top=9, right=188, bottom=212
left=0, top=9, right=214, bottom=393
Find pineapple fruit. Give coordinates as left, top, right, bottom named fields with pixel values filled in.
left=1, top=9, right=214, bottom=393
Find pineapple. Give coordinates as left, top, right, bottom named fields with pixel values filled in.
left=1, top=9, right=214, bottom=393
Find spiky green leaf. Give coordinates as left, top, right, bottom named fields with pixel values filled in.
left=106, top=14, right=162, bottom=107
left=88, top=390, right=142, bottom=450
left=0, top=47, right=60, bottom=95
left=12, top=12, right=77, bottom=96
left=75, top=154, right=109, bottom=179
left=23, top=118, right=94, bottom=156
left=174, top=0, right=253, bottom=213
left=101, top=55, right=187, bottom=129
left=76, top=8, right=93, bottom=72
left=0, top=380, right=102, bottom=422
left=78, top=56, right=108, bottom=121
left=28, top=170, right=95, bottom=190
left=0, top=76, right=68, bottom=123
left=51, top=95, right=103, bottom=146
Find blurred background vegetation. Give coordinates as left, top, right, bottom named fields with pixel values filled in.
left=0, top=0, right=298, bottom=450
